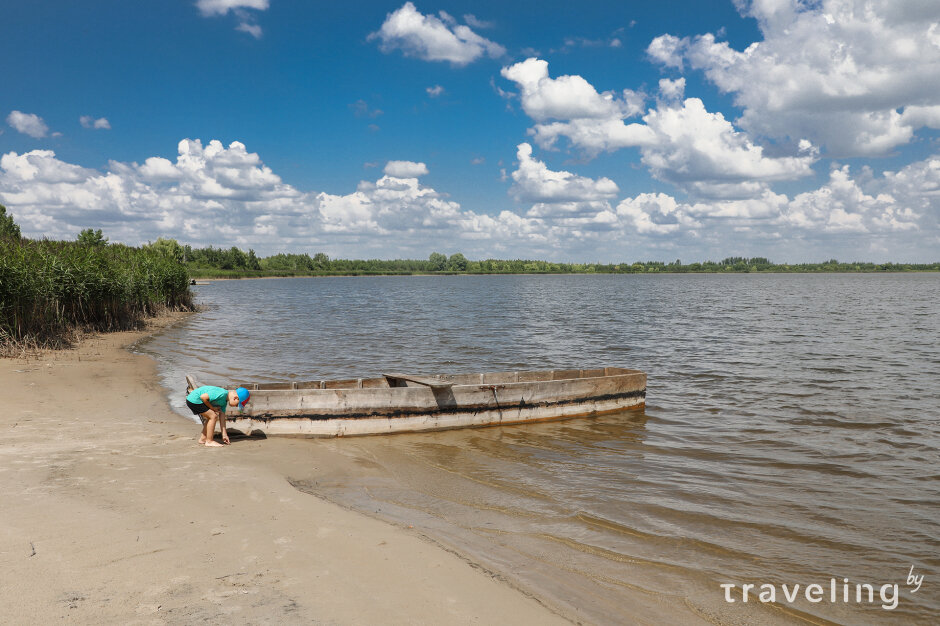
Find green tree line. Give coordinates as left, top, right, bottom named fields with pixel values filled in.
left=178, top=243, right=939, bottom=277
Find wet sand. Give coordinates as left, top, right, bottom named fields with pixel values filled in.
left=0, top=314, right=568, bottom=625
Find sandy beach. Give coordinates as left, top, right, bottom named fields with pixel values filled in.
left=0, top=314, right=569, bottom=625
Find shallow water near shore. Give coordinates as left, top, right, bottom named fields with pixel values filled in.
left=137, top=274, right=939, bottom=624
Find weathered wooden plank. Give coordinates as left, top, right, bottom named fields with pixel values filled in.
left=324, top=378, right=359, bottom=389
left=517, top=371, right=549, bottom=382
left=383, top=373, right=454, bottom=390
left=361, top=377, right=388, bottom=388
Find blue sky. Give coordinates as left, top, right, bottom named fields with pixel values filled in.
left=1, top=0, right=938, bottom=262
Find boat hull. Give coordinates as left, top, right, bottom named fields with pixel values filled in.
left=190, top=367, right=646, bottom=438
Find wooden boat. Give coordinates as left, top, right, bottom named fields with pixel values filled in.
left=186, top=367, right=646, bottom=438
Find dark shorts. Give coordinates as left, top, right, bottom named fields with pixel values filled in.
left=186, top=399, right=214, bottom=415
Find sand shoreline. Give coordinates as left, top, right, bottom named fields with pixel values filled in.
left=0, top=315, right=569, bottom=625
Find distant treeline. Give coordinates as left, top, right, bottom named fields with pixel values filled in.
left=178, top=243, right=940, bottom=277
left=0, top=207, right=193, bottom=353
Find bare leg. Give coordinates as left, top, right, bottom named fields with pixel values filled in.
left=199, top=414, right=209, bottom=443
left=202, top=411, right=223, bottom=447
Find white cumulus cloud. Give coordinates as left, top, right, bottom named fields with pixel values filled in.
left=779, top=166, right=898, bottom=233
left=0, top=141, right=543, bottom=257
left=383, top=160, right=429, bottom=178
left=899, top=105, right=940, bottom=130
left=501, top=58, right=644, bottom=122
left=658, top=78, right=685, bottom=102
left=501, top=58, right=653, bottom=156
left=195, top=0, right=268, bottom=17
left=511, top=143, right=619, bottom=219
left=648, top=0, right=940, bottom=156
left=7, top=111, right=49, bottom=138
left=646, top=33, right=685, bottom=69
left=616, top=193, right=700, bottom=235
left=640, top=98, right=815, bottom=198
left=502, top=59, right=815, bottom=199
left=613, top=162, right=924, bottom=237
left=236, top=21, right=262, bottom=38
left=511, top=143, right=617, bottom=203
left=0, top=139, right=934, bottom=261
left=80, top=116, right=111, bottom=130
left=196, top=0, right=267, bottom=37
left=463, top=14, right=493, bottom=30
left=370, top=2, right=505, bottom=66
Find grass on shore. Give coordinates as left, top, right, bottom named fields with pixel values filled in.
left=0, top=238, right=194, bottom=354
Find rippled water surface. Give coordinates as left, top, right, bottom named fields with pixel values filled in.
left=139, top=274, right=939, bottom=624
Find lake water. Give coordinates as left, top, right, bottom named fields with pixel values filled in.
left=138, top=274, right=939, bottom=624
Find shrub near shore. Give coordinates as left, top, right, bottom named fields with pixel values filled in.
left=0, top=227, right=193, bottom=352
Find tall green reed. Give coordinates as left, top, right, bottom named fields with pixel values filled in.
left=0, top=238, right=193, bottom=351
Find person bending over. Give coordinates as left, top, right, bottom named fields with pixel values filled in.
left=185, top=385, right=250, bottom=447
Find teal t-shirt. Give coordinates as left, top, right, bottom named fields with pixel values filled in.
left=186, top=386, right=230, bottom=414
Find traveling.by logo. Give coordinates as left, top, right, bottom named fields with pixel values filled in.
left=720, top=565, right=924, bottom=611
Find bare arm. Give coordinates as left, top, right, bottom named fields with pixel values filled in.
left=200, top=392, right=224, bottom=436
left=200, top=392, right=214, bottom=412
left=219, top=412, right=229, bottom=444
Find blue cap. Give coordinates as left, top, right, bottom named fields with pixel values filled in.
left=236, top=387, right=251, bottom=408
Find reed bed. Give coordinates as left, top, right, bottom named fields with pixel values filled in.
left=0, top=238, right=193, bottom=353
